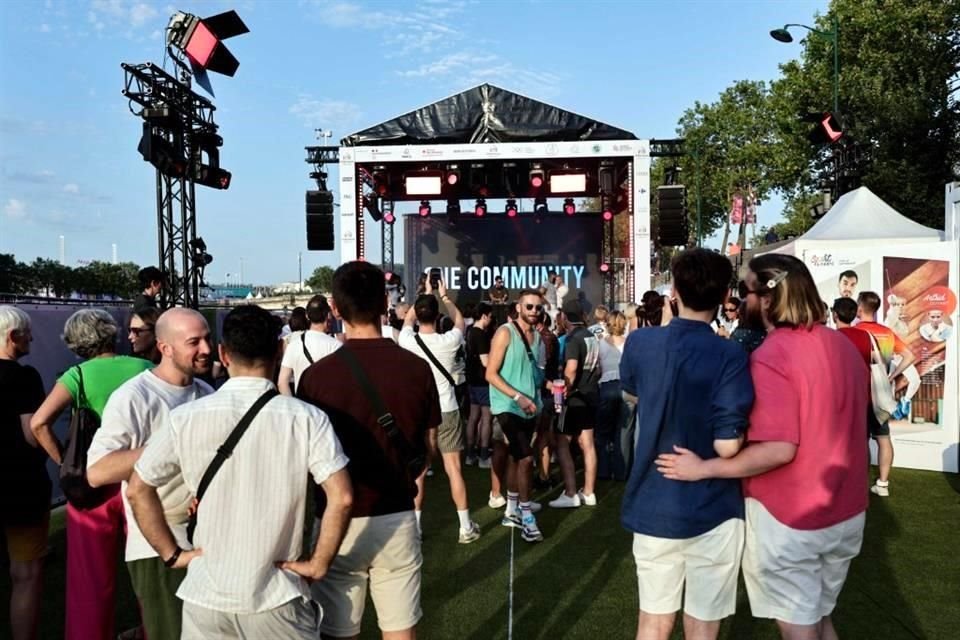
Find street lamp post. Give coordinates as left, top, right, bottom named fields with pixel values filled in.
left=770, top=15, right=839, bottom=113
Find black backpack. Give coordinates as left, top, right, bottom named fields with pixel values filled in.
left=60, top=366, right=109, bottom=510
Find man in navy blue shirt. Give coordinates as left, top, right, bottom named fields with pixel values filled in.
left=619, top=249, right=754, bottom=640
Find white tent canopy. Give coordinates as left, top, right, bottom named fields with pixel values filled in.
left=768, top=186, right=943, bottom=256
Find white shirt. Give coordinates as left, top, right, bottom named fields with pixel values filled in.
left=90, top=370, right=213, bottom=562
left=712, top=316, right=739, bottom=335
left=919, top=322, right=952, bottom=342
left=598, top=339, right=624, bottom=384
left=280, top=329, right=342, bottom=390
left=135, top=377, right=348, bottom=614
left=556, top=283, right=569, bottom=306
left=399, top=326, right=463, bottom=412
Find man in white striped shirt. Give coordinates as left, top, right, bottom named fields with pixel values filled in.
left=127, top=305, right=353, bottom=639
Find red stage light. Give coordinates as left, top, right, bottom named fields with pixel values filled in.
left=475, top=198, right=487, bottom=217
left=419, top=201, right=431, bottom=217
left=602, top=210, right=613, bottom=221
left=506, top=199, right=518, bottom=217
left=447, top=171, right=459, bottom=186
left=563, top=198, right=576, bottom=216
left=185, top=21, right=218, bottom=66
left=384, top=211, right=396, bottom=224
left=599, top=263, right=610, bottom=273
left=531, top=175, right=543, bottom=188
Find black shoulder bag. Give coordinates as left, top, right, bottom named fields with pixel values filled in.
left=187, top=388, right=278, bottom=544
left=336, top=347, right=426, bottom=486
left=60, top=366, right=109, bottom=510
left=413, top=334, right=456, bottom=388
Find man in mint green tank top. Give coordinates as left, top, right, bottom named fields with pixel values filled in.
left=486, top=289, right=545, bottom=543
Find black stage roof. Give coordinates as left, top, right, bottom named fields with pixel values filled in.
left=341, top=83, right=637, bottom=147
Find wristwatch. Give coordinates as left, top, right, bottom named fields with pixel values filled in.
left=164, top=546, right=183, bottom=568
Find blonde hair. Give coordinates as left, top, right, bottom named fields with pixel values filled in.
left=63, top=308, right=118, bottom=359
left=624, top=303, right=638, bottom=320
left=607, top=310, right=627, bottom=336
left=593, top=305, right=609, bottom=323
left=748, top=254, right=824, bottom=329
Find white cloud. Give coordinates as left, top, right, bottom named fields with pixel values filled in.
left=396, top=52, right=495, bottom=78
left=39, top=23, right=51, bottom=33
left=4, top=199, right=27, bottom=220
left=289, top=96, right=363, bottom=130
left=129, top=3, right=159, bottom=27
left=313, top=0, right=466, bottom=55
left=396, top=52, right=564, bottom=96
left=63, top=183, right=80, bottom=194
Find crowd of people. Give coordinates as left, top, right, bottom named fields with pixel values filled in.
left=0, top=253, right=895, bottom=640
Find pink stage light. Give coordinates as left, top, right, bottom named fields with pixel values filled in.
left=602, top=209, right=613, bottom=221
left=475, top=198, right=487, bottom=217
left=599, top=263, right=610, bottom=273
left=418, top=201, right=431, bottom=217
left=563, top=198, right=576, bottom=216
left=506, top=199, right=518, bottom=217
left=384, top=211, right=396, bottom=224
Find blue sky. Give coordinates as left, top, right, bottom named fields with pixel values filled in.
left=0, top=0, right=827, bottom=285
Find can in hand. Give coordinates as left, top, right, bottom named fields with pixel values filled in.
left=552, top=379, right=565, bottom=413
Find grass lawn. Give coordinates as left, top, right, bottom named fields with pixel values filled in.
left=2, top=466, right=958, bottom=639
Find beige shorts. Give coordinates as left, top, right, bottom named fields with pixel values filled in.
left=632, top=517, right=744, bottom=621
left=437, top=410, right=464, bottom=454
left=182, top=598, right=320, bottom=639
left=743, top=498, right=864, bottom=625
left=311, top=511, right=422, bottom=636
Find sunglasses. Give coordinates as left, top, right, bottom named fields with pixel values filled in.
left=129, top=326, right=154, bottom=336
left=724, top=307, right=737, bottom=313
left=737, top=281, right=759, bottom=298
left=523, top=303, right=544, bottom=312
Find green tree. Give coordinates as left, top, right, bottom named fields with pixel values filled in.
left=305, top=265, right=335, bottom=293
left=771, top=0, right=960, bottom=228
left=0, top=254, right=28, bottom=294
left=675, top=80, right=808, bottom=247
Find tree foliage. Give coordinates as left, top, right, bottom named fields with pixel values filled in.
left=672, top=0, right=960, bottom=244
left=0, top=254, right=141, bottom=299
left=305, top=265, right=335, bottom=293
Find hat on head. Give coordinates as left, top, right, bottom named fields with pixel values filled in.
left=561, top=298, right=583, bottom=323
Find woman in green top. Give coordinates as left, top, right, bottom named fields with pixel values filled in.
left=30, top=308, right=153, bottom=640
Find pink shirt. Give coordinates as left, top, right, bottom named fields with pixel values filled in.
left=743, top=324, right=869, bottom=530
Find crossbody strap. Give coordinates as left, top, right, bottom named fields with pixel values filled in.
left=414, top=333, right=455, bottom=388
left=510, top=321, right=536, bottom=363
left=187, top=388, right=277, bottom=544
left=301, top=332, right=314, bottom=364
left=76, top=365, right=88, bottom=410
left=335, top=347, right=420, bottom=470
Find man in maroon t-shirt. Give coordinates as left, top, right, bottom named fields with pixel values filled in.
left=298, top=261, right=441, bottom=640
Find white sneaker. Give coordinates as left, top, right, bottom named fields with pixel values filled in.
left=577, top=490, right=597, bottom=506
left=458, top=521, right=481, bottom=544
left=548, top=493, right=581, bottom=509
left=477, top=457, right=492, bottom=469
left=488, top=493, right=507, bottom=509
left=870, top=481, right=890, bottom=497
left=520, top=513, right=543, bottom=542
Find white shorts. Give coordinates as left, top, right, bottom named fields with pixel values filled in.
left=632, top=517, right=744, bottom=621
left=742, top=498, right=865, bottom=625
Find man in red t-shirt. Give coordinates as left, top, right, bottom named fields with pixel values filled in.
left=856, top=291, right=916, bottom=497
left=832, top=298, right=870, bottom=365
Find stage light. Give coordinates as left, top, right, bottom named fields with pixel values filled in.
left=166, top=10, right=249, bottom=95
left=529, top=164, right=545, bottom=189
left=599, top=262, right=611, bottom=274
left=419, top=200, right=431, bottom=217
left=469, top=163, right=490, bottom=197
left=475, top=198, right=487, bottom=217
left=138, top=124, right=187, bottom=177
left=195, top=165, right=231, bottom=190
left=534, top=197, right=548, bottom=215
left=373, top=169, right=389, bottom=196
left=550, top=170, right=588, bottom=194
left=192, top=131, right=230, bottom=189
left=406, top=171, right=444, bottom=196
left=601, top=194, right=614, bottom=220
left=506, top=199, right=518, bottom=217
left=446, top=169, right=460, bottom=186
left=383, top=209, right=396, bottom=225
left=563, top=198, right=576, bottom=216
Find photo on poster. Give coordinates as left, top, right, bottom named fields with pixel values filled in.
left=813, top=260, right=872, bottom=308
left=881, top=257, right=957, bottom=434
